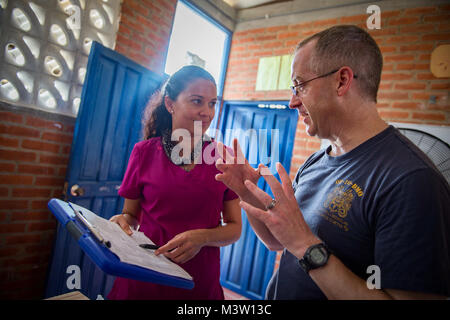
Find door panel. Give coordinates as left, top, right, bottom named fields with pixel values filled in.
left=45, top=42, right=163, bottom=299
left=219, top=101, right=298, bottom=300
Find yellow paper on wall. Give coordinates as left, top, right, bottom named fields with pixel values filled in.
left=255, top=56, right=280, bottom=91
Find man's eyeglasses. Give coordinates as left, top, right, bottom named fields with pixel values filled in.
left=290, top=69, right=357, bottom=96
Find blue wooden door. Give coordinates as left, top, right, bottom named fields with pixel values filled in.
left=219, top=101, right=298, bottom=300
left=45, top=42, right=164, bottom=299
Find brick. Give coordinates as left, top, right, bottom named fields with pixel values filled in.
left=399, top=24, right=436, bottom=34
left=396, top=63, right=429, bottom=71
left=340, top=14, right=367, bottom=24
left=388, top=16, right=420, bottom=26
left=379, top=46, right=397, bottom=53
left=246, top=28, right=266, bottom=35
left=368, top=28, right=397, bottom=37
left=0, top=186, right=9, bottom=196
left=277, top=32, right=299, bottom=40
left=12, top=188, right=52, bottom=198
left=0, top=136, right=19, bottom=148
left=127, top=0, right=150, bottom=17
left=0, top=200, right=29, bottom=210
left=381, top=73, right=413, bottom=81
left=21, top=139, right=60, bottom=154
left=28, top=221, right=56, bottom=232
left=255, top=34, right=277, bottom=41
left=418, top=54, right=431, bottom=61
left=378, top=110, right=410, bottom=119
left=385, top=36, right=420, bottom=44
left=122, top=18, right=146, bottom=34
left=63, top=124, right=75, bottom=134
left=382, top=10, right=402, bottom=18
left=263, top=41, right=283, bottom=49
left=0, top=149, right=37, bottom=162
left=34, top=176, right=65, bottom=187
left=17, top=164, right=55, bottom=175
left=154, top=0, right=177, bottom=13
left=0, top=174, right=33, bottom=185
left=0, top=124, right=40, bottom=138
left=422, top=33, right=450, bottom=41
left=392, top=102, right=421, bottom=109
left=38, top=154, right=69, bottom=166
left=31, top=200, right=50, bottom=210
left=0, top=223, right=27, bottom=233
left=11, top=211, right=50, bottom=221
left=412, top=112, right=446, bottom=121
left=438, top=22, right=450, bottom=32
left=267, top=25, right=288, bottom=33
left=0, top=112, right=23, bottom=124
left=404, top=7, right=437, bottom=15
left=423, top=14, right=450, bottom=23
left=41, top=132, right=73, bottom=144
left=417, top=73, right=436, bottom=80
left=142, top=0, right=162, bottom=14
left=412, top=92, right=446, bottom=100
left=24, top=116, right=63, bottom=131
left=378, top=91, right=409, bottom=100
left=312, top=18, right=338, bottom=27
left=0, top=162, right=16, bottom=172
left=394, top=82, right=427, bottom=90
left=399, top=43, right=434, bottom=52
left=384, top=54, right=415, bottom=62
left=431, top=83, right=450, bottom=90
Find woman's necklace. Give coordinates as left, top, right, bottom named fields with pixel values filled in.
left=161, top=130, right=210, bottom=168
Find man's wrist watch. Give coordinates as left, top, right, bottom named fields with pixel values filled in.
left=298, top=242, right=331, bottom=274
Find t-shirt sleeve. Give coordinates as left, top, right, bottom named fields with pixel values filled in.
left=118, top=143, right=142, bottom=199
left=224, top=187, right=239, bottom=201
left=374, top=168, right=450, bottom=296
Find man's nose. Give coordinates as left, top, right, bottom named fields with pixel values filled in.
left=289, top=93, right=301, bottom=109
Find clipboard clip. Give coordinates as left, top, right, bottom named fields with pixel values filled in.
left=67, top=202, right=111, bottom=248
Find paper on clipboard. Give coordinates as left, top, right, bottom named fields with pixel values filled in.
left=69, top=202, right=192, bottom=281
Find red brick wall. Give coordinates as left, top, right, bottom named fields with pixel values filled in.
left=114, top=0, right=177, bottom=74
left=223, top=5, right=450, bottom=272
left=0, top=106, right=75, bottom=299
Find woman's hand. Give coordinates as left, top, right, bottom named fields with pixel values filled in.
left=155, top=229, right=208, bottom=264
left=110, top=213, right=138, bottom=236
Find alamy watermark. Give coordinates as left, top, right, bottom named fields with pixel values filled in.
left=65, top=264, right=104, bottom=299
left=366, top=264, right=381, bottom=289
left=169, top=121, right=279, bottom=175
left=366, top=5, right=381, bottom=30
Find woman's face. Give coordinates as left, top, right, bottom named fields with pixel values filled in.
left=165, top=78, right=217, bottom=136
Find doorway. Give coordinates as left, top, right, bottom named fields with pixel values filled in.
left=164, top=0, right=232, bottom=131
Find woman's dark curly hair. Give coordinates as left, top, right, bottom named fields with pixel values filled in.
left=142, top=65, right=216, bottom=140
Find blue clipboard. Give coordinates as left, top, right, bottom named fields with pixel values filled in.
left=48, top=198, right=194, bottom=290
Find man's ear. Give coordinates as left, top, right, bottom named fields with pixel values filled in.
left=164, top=95, right=174, bottom=114
left=336, top=67, right=355, bottom=97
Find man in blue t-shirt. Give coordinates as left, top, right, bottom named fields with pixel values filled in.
left=216, top=25, right=450, bottom=299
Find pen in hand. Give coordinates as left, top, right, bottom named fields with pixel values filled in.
left=139, top=244, right=160, bottom=250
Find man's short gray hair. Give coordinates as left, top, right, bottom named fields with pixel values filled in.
left=296, top=25, right=383, bottom=103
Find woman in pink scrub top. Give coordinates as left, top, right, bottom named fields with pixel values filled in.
left=107, top=66, right=242, bottom=300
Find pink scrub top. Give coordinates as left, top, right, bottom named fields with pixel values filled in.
left=107, top=137, right=238, bottom=300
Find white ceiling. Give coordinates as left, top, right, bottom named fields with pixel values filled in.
left=223, top=0, right=288, bottom=9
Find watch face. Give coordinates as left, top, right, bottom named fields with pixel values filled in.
left=310, top=247, right=327, bottom=265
